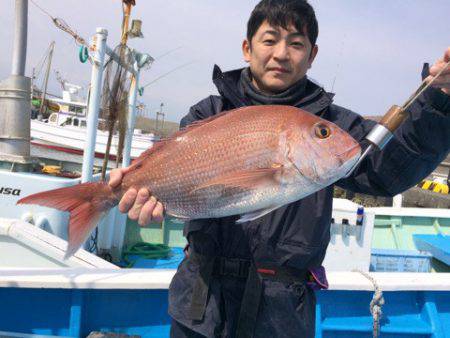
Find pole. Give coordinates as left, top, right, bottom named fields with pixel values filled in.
left=121, top=69, right=140, bottom=166
left=111, top=67, right=140, bottom=260
left=81, top=28, right=107, bottom=183
left=0, top=0, right=31, bottom=166
left=121, top=2, right=133, bottom=45
left=39, top=41, right=55, bottom=116
left=11, top=0, right=28, bottom=76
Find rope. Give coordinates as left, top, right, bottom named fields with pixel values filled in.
left=30, top=0, right=87, bottom=46
left=353, top=269, right=385, bottom=338
left=30, top=0, right=53, bottom=18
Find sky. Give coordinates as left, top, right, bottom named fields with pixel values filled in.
left=0, top=0, right=449, bottom=123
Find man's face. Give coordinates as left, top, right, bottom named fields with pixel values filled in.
left=242, top=20, right=318, bottom=94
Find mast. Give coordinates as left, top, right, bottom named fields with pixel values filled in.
left=39, top=41, right=55, bottom=116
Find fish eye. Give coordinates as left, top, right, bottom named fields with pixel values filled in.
left=314, top=124, right=331, bottom=139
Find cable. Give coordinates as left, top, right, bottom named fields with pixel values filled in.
left=30, top=0, right=53, bottom=18
left=140, top=61, right=196, bottom=89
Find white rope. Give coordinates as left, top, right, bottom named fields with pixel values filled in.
left=353, top=269, right=385, bottom=338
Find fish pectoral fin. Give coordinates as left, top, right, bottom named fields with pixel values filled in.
left=236, top=205, right=280, bottom=224
left=191, top=167, right=282, bottom=194
left=166, top=212, right=190, bottom=220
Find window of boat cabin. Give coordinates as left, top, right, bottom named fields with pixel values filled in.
left=69, top=105, right=84, bottom=115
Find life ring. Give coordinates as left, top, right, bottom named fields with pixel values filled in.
left=79, top=45, right=89, bottom=63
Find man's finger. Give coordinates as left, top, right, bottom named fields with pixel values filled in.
left=152, top=202, right=164, bottom=223
left=429, top=60, right=450, bottom=77
left=138, top=197, right=157, bottom=226
left=444, top=46, right=450, bottom=62
left=430, top=73, right=450, bottom=86
left=128, top=188, right=150, bottom=220
left=109, top=168, right=123, bottom=188
left=118, top=188, right=137, bottom=213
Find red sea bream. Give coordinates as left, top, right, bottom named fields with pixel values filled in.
left=18, top=105, right=361, bottom=256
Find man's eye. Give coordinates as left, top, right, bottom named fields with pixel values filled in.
left=263, top=39, right=275, bottom=45
left=291, top=42, right=304, bottom=47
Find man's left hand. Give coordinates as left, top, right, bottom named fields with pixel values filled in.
left=426, top=47, right=450, bottom=95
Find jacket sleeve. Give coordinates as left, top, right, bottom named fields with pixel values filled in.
left=333, top=86, right=450, bottom=197
left=179, top=95, right=225, bottom=235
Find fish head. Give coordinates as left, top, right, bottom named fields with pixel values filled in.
left=287, top=112, right=361, bottom=186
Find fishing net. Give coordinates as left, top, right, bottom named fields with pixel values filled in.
left=100, top=44, right=135, bottom=173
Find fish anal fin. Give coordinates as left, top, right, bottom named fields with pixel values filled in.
left=236, top=205, right=280, bottom=224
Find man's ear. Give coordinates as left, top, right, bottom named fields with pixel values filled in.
left=308, top=45, right=319, bottom=69
left=242, top=39, right=251, bottom=63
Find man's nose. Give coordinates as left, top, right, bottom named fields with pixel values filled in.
left=273, top=41, right=289, bottom=61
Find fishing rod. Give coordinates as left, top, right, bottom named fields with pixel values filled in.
left=345, top=61, right=450, bottom=177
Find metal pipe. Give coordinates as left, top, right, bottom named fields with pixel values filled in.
left=11, top=0, right=28, bottom=76
left=0, top=75, right=31, bottom=160
left=110, top=67, right=141, bottom=258
left=81, top=28, right=107, bottom=183
left=112, top=64, right=140, bottom=259
left=121, top=68, right=140, bottom=167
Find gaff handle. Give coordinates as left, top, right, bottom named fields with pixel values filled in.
left=379, top=105, right=407, bottom=133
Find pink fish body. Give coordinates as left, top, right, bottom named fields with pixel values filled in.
left=18, top=105, right=361, bottom=257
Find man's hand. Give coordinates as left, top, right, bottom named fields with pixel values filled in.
left=426, top=47, right=450, bottom=95
left=109, top=167, right=164, bottom=226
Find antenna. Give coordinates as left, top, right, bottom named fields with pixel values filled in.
left=155, top=103, right=165, bottom=134
left=330, top=33, right=346, bottom=93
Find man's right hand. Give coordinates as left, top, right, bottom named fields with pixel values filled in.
left=109, top=167, right=164, bottom=226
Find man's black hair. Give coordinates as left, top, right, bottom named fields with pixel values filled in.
left=247, top=0, right=318, bottom=46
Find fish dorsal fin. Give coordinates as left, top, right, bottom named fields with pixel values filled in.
left=191, top=166, right=282, bottom=194
left=129, top=107, right=247, bottom=169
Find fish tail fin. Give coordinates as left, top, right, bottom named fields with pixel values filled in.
left=17, top=182, right=118, bottom=258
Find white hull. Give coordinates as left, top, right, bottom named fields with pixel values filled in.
left=31, top=119, right=156, bottom=159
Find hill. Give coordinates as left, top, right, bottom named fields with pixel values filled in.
left=135, top=116, right=180, bottom=138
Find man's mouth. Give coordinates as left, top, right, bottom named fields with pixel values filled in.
left=268, top=67, right=290, bottom=73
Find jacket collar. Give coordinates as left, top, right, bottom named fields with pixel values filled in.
left=212, top=65, right=334, bottom=115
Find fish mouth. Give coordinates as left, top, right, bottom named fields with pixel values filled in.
left=338, top=144, right=362, bottom=176
left=336, top=143, right=361, bottom=163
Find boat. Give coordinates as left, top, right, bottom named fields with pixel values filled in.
left=0, top=1, right=449, bottom=337
left=31, top=112, right=157, bottom=161
left=1, top=200, right=449, bottom=337
left=30, top=81, right=158, bottom=162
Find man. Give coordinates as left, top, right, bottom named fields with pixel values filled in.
left=109, top=1, right=450, bottom=337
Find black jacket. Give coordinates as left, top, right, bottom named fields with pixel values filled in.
left=169, top=65, right=450, bottom=337
left=179, top=65, right=449, bottom=268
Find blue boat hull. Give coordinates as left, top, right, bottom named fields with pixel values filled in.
left=1, top=288, right=449, bottom=338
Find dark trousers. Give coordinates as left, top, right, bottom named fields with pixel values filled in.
left=170, top=319, right=208, bottom=338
